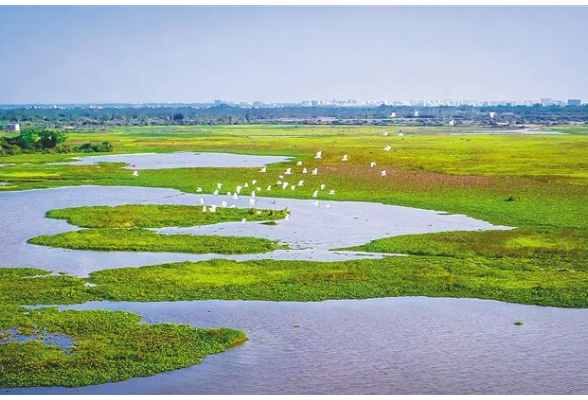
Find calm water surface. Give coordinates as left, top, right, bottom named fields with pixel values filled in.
left=4, top=297, right=588, bottom=395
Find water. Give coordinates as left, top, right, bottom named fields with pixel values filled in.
left=0, top=327, right=74, bottom=353
left=4, top=297, right=588, bottom=395
left=0, top=185, right=508, bottom=276
left=60, top=151, right=291, bottom=169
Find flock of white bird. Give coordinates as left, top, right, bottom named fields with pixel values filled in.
left=129, top=131, right=405, bottom=220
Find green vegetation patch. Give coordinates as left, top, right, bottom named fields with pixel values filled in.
left=28, top=228, right=285, bottom=255
left=0, top=305, right=246, bottom=388
left=47, top=204, right=287, bottom=228
left=350, top=228, right=588, bottom=259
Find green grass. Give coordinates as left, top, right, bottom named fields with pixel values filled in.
left=349, top=227, right=588, bottom=259
left=0, top=305, right=246, bottom=388
left=28, top=228, right=285, bottom=255
left=46, top=204, right=287, bottom=228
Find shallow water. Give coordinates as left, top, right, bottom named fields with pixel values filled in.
left=0, top=328, right=74, bottom=353
left=61, top=151, right=291, bottom=169
left=0, top=185, right=508, bottom=276
left=4, top=297, right=588, bottom=395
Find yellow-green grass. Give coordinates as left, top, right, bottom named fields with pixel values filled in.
left=46, top=204, right=287, bottom=228
left=28, top=228, right=285, bottom=255
left=0, top=305, right=246, bottom=388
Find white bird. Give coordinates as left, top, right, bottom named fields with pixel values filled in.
left=267, top=185, right=272, bottom=191
left=279, top=175, right=284, bottom=179
left=217, top=183, right=223, bottom=190
left=285, top=168, right=292, bottom=175
left=370, top=162, right=376, bottom=168
left=398, top=132, right=404, bottom=137
left=315, top=151, right=323, bottom=159
left=297, top=180, right=304, bottom=187
left=213, top=189, right=219, bottom=195
left=313, top=201, right=319, bottom=207
left=384, top=146, right=392, bottom=151
left=329, top=190, right=335, bottom=195
left=256, top=211, right=262, bottom=215
left=282, top=182, right=289, bottom=190
left=241, top=218, right=247, bottom=224
left=381, top=170, right=387, bottom=177
left=277, top=180, right=282, bottom=185
left=244, top=182, right=249, bottom=188
left=302, top=168, right=308, bottom=174
left=296, top=161, right=303, bottom=166
left=290, top=185, right=296, bottom=190
left=342, top=155, right=348, bottom=161
left=249, top=198, right=256, bottom=206
left=236, top=186, right=242, bottom=194
left=221, top=201, right=228, bottom=207
left=196, top=187, right=203, bottom=193
left=209, top=205, right=217, bottom=213
left=251, top=191, right=256, bottom=198
left=320, top=184, right=326, bottom=190
left=202, top=205, right=208, bottom=212
left=199, top=198, right=205, bottom=205
left=227, top=191, right=232, bottom=196
left=259, top=166, right=267, bottom=173
left=132, top=170, right=139, bottom=177
left=383, top=132, right=390, bottom=136
left=312, top=168, right=318, bottom=175
left=312, top=190, right=318, bottom=198
left=285, top=214, right=290, bottom=221
left=252, top=179, right=257, bottom=185
left=325, top=203, right=331, bottom=209
left=233, top=193, right=239, bottom=200
left=256, top=187, right=262, bottom=192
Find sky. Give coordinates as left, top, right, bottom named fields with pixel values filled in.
left=0, top=6, right=587, bottom=104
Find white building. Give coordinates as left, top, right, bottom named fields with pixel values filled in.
left=5, top=123, right=20, bottom=132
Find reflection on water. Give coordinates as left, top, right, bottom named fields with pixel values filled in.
left=0, top=185, right=508, bottom=276
left=5, top=297, right=588, bottom=395
left=60, top=151, right=291, bottom=169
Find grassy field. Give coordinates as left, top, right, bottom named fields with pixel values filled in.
left=0, top=305, right=246, bottom=388
left=29, top=228, right=284, bottom=255
left=46, top=204, right=287, bottom=228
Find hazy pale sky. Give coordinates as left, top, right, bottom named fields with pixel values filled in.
left=0, top=6, right=587, bottom=104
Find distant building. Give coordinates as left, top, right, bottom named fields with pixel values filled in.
left=540, top=98, right=556, bottom=106
left=4, top=123, right=20, bottom=132
left=567, top=99, right=582, bottom=106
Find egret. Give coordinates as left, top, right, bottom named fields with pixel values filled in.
left=342, top=155, right=348, bottom=162
left=282, top=182, right=289, bottom=190
left=132, top=170, right=139, bottom=177
left=213, top=189, right=219, bottom=195
left=312, top=190, right=318, bottom=198
left=398, top=132, right=404, bottom=137
left=384, top=146, right=392, bottom=151
left=381, top=170, right=387, bottom=177
left=297, top=180, right=304, bottom=187
left=249, top=198, right=256, bottom=206
left=256, top=187, right=262, bottom=192
left=241, top=218, right=246, bottom=224
left=290, top=185, right=296, bottom=190
left=233, top=193, right=239, bottom=200
left=302, top=168, right=308, bottom=174
left=277, top=180, right=282, bottom=185
left=315, top=151, right=323, bottom=159
left=196, top=187, right=203, bottom=193
left=202, top=205, right=208, bottom=212
left=199, top=198, right=205, bottom=205
left=244, top=182, right=249, bottom=188
left=313, top=201, right=319, bottom=207
left=217, top=183, right=223, bottom=190
left=251, top=190, right=256, bottom=198
left=370, top=162, right=376, bottom=168
left=221, top=201, right=228, bottom=208
left=329, top=190, right=335, bottom=195
left=267, top=185, right=272, bottom=191
left=312, top=168, right=318, bottom=175
left=256, top=211, right=262, bottom=215
left=259, top=166, right=267, bottom=173
left=227, top=191, right=232, bottom=196
left=383, top=132, right=389, bottom=136
left=209, top=205, right=217, bottom=213
left=252, top=180, right=257, bottom=185
left=320, top=184, right=326, bottom=190
left=326, top=203, right=331, bottom=209
left=285, top=214, right=290, bottom=221
left=236, top=186, right=242, bottom=194
left=285, top=168, right=292, bottom=175
left=296, top=161, right=303, bottom=166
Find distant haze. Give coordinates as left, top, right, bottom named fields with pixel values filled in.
left=0, top=6, right=587, bottom=104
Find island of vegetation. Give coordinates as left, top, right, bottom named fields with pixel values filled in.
left=28, top=204, right=288, bottom=255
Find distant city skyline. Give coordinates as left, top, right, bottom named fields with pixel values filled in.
left=1, top=6, right=587, bottom=104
